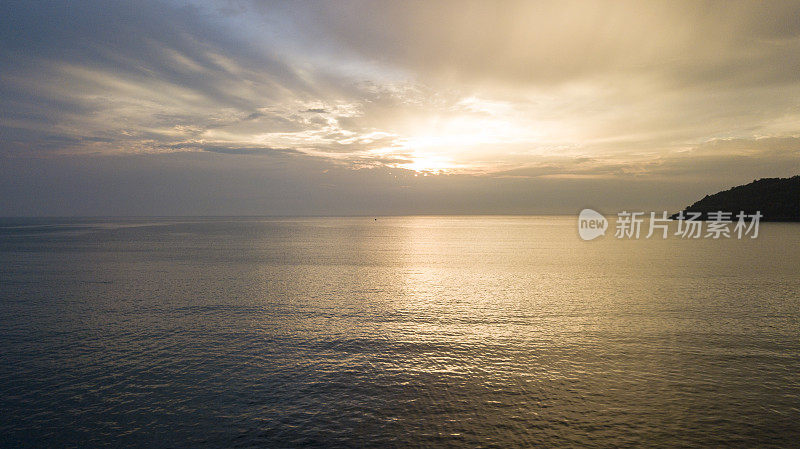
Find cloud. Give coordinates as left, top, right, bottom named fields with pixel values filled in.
left=1, top=0, right=799, bottom=215
left=490, top=137, right=800, bottom=184
left=173, top=144, right=303, bottom=156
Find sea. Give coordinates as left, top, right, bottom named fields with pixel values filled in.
left=1, top=216, right=798, bottom=447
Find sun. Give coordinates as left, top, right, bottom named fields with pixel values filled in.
left=400, top=153, right=454, bottom=174
left=388, top=108, right=545, bottom=174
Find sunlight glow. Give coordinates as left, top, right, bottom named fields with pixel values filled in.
left=390, top=110, right=550, bottom=173
left=400, top=153, right=455, bottom=173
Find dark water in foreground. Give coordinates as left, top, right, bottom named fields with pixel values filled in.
left=0, top=216, right=799, bottom=448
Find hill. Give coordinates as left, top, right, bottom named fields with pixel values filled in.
left=672, top=176, right=800, bottom=221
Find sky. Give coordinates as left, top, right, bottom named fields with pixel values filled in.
left=1, top=0, right=799, bottom=216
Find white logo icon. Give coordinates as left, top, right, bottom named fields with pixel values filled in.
left=578, top=209, right=608, bottom=240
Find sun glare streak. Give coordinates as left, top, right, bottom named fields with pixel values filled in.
left=389, top=109, right=554, bottom=173
left=400, top=153, right=455, bottom=174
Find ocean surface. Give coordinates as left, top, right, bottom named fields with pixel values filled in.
left=0, top=216, right=799, bottom=448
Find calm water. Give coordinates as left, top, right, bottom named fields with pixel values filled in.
left=1, top=216, right=799, bottom=447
